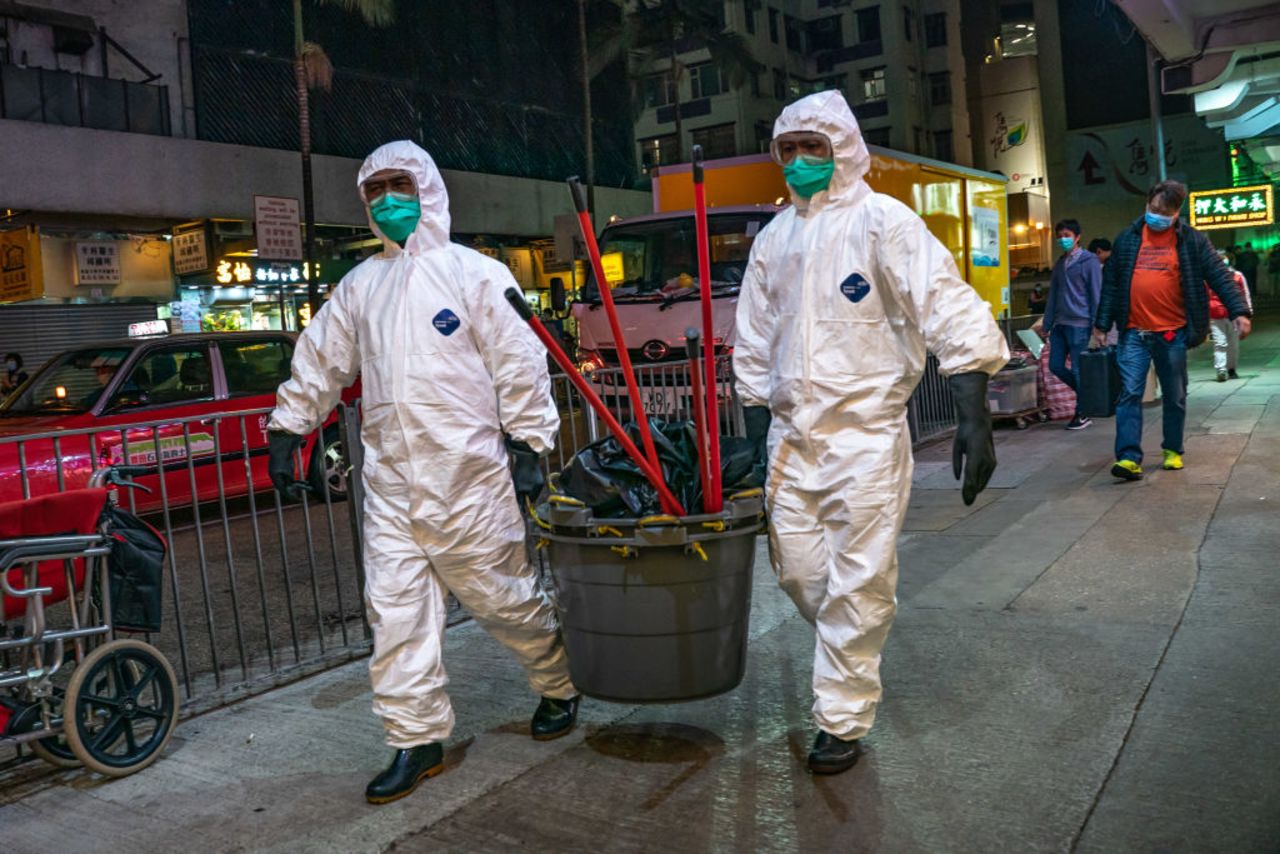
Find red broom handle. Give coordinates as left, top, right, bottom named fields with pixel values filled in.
left=504, top=288, right=685, bottom=516
left=684, top=329, right=712, bottom=513
left=568, top=179, right=664, bottom=481
left=691, top=147, right=723, bottom=512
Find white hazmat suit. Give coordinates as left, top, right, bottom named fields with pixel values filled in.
left=734, top=92, right=1009, bottom=740
left=269, top=141, right=575, bottom=748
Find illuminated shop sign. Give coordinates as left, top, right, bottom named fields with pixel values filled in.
left=214, top=258, right=324, bottom=285
left=1189, top=185, right=1273, bottom=231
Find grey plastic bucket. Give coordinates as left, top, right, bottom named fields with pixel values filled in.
left=540, top=490, right=764, bottom=703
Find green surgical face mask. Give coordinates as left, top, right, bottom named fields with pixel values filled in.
left=783, top=155, right=836, bottom=199
left=369, top=192, right=421, bottom=245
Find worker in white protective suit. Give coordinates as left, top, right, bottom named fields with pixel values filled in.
left=266, top=141, right=579, bottom=805
left=734, top=91, right=1009, bottom=775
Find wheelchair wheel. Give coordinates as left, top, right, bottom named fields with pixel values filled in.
left=63, top=639, right=178, bottom=777
left=28, top=687, right=81, bottom=769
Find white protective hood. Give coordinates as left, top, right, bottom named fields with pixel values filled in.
left=773, top=90, right=872, bottom=211
left=357, top=140, right=452, bottom=254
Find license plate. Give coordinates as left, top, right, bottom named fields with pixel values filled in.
left=643, top=387, right=676, bottom=415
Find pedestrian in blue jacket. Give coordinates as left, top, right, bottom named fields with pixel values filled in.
left=1042, top=219, right=1102, bottom=430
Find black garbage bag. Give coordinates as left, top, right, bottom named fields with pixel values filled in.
left=104, top=506, right=167, bottom=633
left=560, top=418, right=763, bottom=517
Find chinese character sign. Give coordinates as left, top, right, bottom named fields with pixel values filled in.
left=0, top=227, right=44, bottom=303
left=1189, top=185, right=1273, bottom=231
left=75, top=241, right=122, bottom=286
left=172, top=224, right=211, bottom=275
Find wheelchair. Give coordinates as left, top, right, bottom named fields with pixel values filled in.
left=0, top=466, right=178, bottom=777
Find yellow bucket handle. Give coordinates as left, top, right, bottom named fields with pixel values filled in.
left=729, top=487, right=764, bottom=500
left=549, top=494, right=586, bottom=507
left=596, top=525, right=625, bottom=538
left=525, top=497, right=552, bottom=530
left=637, top=514, right=679, bottom=528
left=688, top=542, right=709, bottom=562
left=701, top=519, right=726, bottom=532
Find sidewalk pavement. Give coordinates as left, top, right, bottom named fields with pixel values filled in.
left=3, top=324, right=1278, bottom=853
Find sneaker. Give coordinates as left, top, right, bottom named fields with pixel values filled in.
left=1111, top=460, right=1144, bottom=481
left=1228, top=369, right=1239, bottom=379
left=1065, top=415, right=1092, bottom=431
left=1162, top=450, right=1184, bottom=471
left=1217, top=371, right=1228, bottom=382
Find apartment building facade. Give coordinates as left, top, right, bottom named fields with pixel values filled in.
left=632, top=0, right=972, bottom=172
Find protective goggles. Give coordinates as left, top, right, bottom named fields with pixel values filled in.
left=360, top=170, right=417, bottom=204
left=769, top=132, right=834, bottom=166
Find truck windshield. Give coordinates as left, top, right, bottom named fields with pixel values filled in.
left=0, top=347, right=133, bottom=416
left=580, top=212, right=771, bottom=301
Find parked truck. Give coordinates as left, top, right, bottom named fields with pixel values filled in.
left=570, top=148, right=1010, bottom=416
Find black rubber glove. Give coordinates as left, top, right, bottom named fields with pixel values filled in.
left=743, top=405, right=771, bottom=471
left=507, top=437, right=545, bottom=506
left=268, top=430, right=311, bottom=501
left=949, top=372, right=996, bottom=506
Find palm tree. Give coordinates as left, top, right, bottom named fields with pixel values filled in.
left=291, top=0, right=393, bottom=325
left=590, top=0, right=761, bottom=166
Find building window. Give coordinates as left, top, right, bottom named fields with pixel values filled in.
left=756, top=120, right=773, bottom=153
left=640, top=134, right=679, bottom=171
left=861, top=67, right=886, bottom=102
left=691, top=123, right=737, bottom=160
left=928, top=71, right=951, bottom=106
left=773, top=67, right=787, bottom=100
left=907, top=70, right=918, bottom=100
left=745, top=3, right=756, bottom=34
left=751, top=70, right=761, bottom=97
left=644, top=72, right=676, bottom=108
left=689, top=63, right=724, bottom=99
left=864, top=126, right=891, bottom=147
left=933, top=129, right=953, bottom=162
left=784, top=15, right=804, bottom=52
left=806, top=15, right=843, bottom=51
left=768, top=8, right=779, bottom=43
left=913, top=126, right=925, bottom=154
left=820, top=73, right=845, bottom=92
left=924, top=12, right=947, bottom=47
left=903, top=7, right=913, bottom=42
left=856, top=6, right=881, bottom=43
left=1000, top=20, right=1037, bottom=57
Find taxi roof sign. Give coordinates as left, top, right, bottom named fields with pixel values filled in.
left=128, top=319, right=170, bottom=338
left=1189, top=184, right=1273, bottom=231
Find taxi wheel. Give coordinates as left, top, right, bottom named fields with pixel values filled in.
left=309, top=425, right=349, bottom=502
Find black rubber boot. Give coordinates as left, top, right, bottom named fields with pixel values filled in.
left=807, top=731, right=862, bottom=775
left=365, top=743, right=444, bottom=804
left=531, top=695, right=580, bottom=741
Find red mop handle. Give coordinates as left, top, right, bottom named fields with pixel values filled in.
left=504, top=288, right=685, bottom=516
left=691, top=147, right=723, bottom=512
left=684, top=329, right=712, bottom=513
left=567, top=178, right=664, bottom=477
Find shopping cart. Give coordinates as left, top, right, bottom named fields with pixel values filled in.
left=0, top=465, right=178, bottom=777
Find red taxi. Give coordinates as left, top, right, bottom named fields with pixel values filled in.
left=0, top=330, right=351, bottom=513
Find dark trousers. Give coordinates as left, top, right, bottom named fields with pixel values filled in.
left=1049, top=324, right=1091, bottom=416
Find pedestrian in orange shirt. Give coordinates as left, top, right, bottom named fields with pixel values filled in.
left=1092, top=180, right=1252, bottom=480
